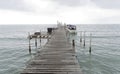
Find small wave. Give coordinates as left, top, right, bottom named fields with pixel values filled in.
left=0, top=37, right=27, bottom=40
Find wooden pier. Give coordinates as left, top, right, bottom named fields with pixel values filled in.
left=21, top=26, right=83, bottom=74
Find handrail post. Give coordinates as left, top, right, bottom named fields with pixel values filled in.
left=28, top=32, right=31, bottom=54
left=35, top=36, right=37, bottom=48
left=72, top=40, right=75, bottom=47
left=83, top=31, right=86, bottom=47
left=47, top=33, right=49, bottom=42
left=89, top=33, right=92, bottom=54
left=40, top=30, right=41, bottom=47
left=80, top=31, right=82, bottom=43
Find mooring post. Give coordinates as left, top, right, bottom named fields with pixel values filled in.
left=47, top=33, right=49, bottom=42
left=83, top=31, right=86, bottom=47
left=28, top=32, right=31, bottom=54
left=35, top=36, right=37, bottom=48
left=89, top=33, right=92, bottom=54
left=67, top=32, right=69, bottom=41
left=66, top=31, right=67, bottom=37
left=80, top=31, right=82, bottom=43
left=66, top=32, right=68, bottom=40
left=68, top=32, right=70, bottom=40
left=66, top=31, right=68, bottom=40
left=72, top=40, right=75, bottom=47
left=40, top=30, right=41, bottom=47
left=53, top=28, right=55, bottom=34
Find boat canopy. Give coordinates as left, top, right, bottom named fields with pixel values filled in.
left=67, top=24, right=76, bottom=30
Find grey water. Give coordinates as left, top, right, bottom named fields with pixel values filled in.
left=0, top=25, right=56, bottom=74
left=0, top=24, right=120, bottom=74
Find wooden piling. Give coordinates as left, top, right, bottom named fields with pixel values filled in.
left=72, top=40, right=75, bottom=47
left=89, top=33, right=92, bottom=53
left=28, top=32, right=31, bottom=54
left=80, top=31, right=82, bottom=43
left=35, top=37, right=37, bottom=48
left=66, top=31, right=69, bottom=41
left=83, top=31, right=86, bottom=47
left=47, top=33, right=49, bottom=42
left=65, top=29, right=67, bottom=36
left=40, top=30, right=41, bottom=47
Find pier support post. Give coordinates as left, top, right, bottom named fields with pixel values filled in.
left=80, top=31, right=82, bottom=42
left=65, top=30, right=68, bottom=37
left=72, top=40, right=75, bottom=47
left=89, top=33, right=92, bottom=54
left=80, top=31, right=82, bottom=43
left=83, top=31, right=86, bottom=47
left=68, top=32, right=70, bottom=41
left=47, top=33, right=49, bottom=42
left=28, top=32, right=31, bottom=54
left=47, top=37, right=49, bottom=42
left=40, top=30, right=41, bottom=47
left=35, top=37, right=37, bottom=48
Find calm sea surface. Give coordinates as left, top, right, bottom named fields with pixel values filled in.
left=0, top=24, right=120, bottom=74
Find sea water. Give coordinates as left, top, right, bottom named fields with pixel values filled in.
left=74, top=24, right=120, bottom=74
left=0, top=24, right=120, bottom=74
left=0, top=25, right=56, bottom=74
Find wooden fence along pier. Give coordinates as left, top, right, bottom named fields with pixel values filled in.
left=28, top=30, right=52, bottom=53
left=21, top=26, right=83, bottom=74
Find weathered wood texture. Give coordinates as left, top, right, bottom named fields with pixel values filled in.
left=21, top=26, right=82, bottom=74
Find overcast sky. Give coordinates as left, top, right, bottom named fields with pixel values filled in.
left=0, top=0, right=120, bottom=24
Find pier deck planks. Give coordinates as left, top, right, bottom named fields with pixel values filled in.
left=21, top=26, right=82, bottom=74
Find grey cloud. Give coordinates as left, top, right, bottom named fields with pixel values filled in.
left=52, top=0, right=89, bottom=7
left=0, top=0, right=31, bottom=11
left=92, top=0, right=120, bottom=9
left=52, top=0, right=120, bottom=9
left=0, top=0, right=119, bottom=12
left=94, top=16, right=120, bottom=24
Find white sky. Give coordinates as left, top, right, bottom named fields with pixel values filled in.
left=0, top=0, right=120, bottom=24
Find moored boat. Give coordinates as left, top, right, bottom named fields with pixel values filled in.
left=66, top=24, right=77, bottom=34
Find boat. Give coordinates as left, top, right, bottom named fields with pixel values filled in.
left=66, top=24, right=77, bottom=34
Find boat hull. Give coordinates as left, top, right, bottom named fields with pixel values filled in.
left=66, top=28, right=77, bottom=34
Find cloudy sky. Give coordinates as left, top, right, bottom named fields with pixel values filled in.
left=0, top=0, right=120, bottom=24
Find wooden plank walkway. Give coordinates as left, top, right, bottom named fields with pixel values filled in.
left=21, top=26, right=83, bottom=74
